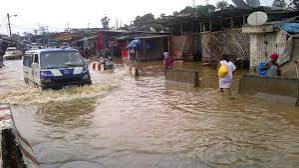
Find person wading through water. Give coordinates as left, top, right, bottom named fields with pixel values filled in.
left=163, top=49, right=173, bottom=72
left=218, top=54, right=237, bottom=96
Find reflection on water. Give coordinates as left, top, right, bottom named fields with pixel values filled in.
left=2, top=60, right=299, bottom=168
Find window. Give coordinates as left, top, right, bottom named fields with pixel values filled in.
left=28, top=54, right=33, bottom=67
left=40, top=51, right=84, bottom=69
left=23, top=55, right=29, bottom=67
left=34, top=54, right=39, bottom=64
left=23, top=54, right=33, bottom=67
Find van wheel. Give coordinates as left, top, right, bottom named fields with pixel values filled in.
left=40, top=86, right=47, bottom=91
left=33, top=83, right=39, bottom=88
left=24, top=78, right=29, bottom=84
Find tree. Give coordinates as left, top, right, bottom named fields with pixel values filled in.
left=216, top=0, right=229, bottom=9
left=132, top=13, right=164, bottom=31
left=121, top=24, right=130, bottom=30
left=173, top=11, right=180, bottom=16
left=180, top=6, right=197, bottom=15
left=196, top=5, right=216, bottom=16
left=101, top=16, right=110, bottom=30
left=174, top=5, right=216, bottom=17
left=272, top=0, right=287, bottom=8
left=289, top=0, right=299, bottom=9
left=159, top=13, right=166, bottom=19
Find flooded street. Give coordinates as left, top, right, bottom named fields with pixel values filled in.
left=1, top=60, right=299, bottom=168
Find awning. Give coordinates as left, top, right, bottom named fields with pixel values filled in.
left=277, top=23, right=299, bottom=34
left=76, top=35, right=98, bottom=42
left=136, top=35, right=169, bottom=39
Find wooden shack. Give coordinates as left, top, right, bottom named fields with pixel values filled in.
left=135, top=35, right=169, bottom=61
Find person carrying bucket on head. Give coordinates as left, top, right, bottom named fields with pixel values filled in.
left=218, top=54, right=237, bottom=96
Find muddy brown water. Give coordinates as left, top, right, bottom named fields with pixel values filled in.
left=1, top=60, right=299, bottom=168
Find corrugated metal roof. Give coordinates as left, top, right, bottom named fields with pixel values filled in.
left=136, top=35, right=170, bottom=39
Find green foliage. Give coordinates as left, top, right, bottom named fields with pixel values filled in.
left=101, top=16, right=110, bottom=30
left=180, top=6, right=197, bottom=15
left=196, top=5, right=216, bottom=16
left=173, top=11, right=180, bottom=16
left=216, top=1, right=229, bottom=9
left=175, top=5, right=216, bottom=16
left=133, top=13, right=164, bottom=32
left=290, top=0, right=299, bottom=8
left=272, top=0, right=287, bottom=8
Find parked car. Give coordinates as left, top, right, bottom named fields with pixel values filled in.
left=3, top=47, right=23, bottom=60
left=30, top=43, right=38, bottom=49
left=23, top=48, right=92, bottom=90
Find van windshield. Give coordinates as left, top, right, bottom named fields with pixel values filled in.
left=41, top=51, right=85, bottom=69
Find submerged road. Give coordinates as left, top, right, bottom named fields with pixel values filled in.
left=1, top=60, right=299, bottom=168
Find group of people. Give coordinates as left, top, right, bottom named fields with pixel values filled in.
left=79, top=46, right=97, bottom=58
left=218, top=53, right=280, bottom=96
left=97, top=56, right=114, bottom=70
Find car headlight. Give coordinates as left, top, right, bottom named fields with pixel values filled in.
left=82, top=66, right=89, bottom=74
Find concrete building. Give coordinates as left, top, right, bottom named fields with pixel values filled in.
left=116, top=32, right=170, bottom=60
left=162, top=7, right=299, bottom=65
left=242, top=22, right=299, bottom=72
left=134, top=35, right=169, bottom=61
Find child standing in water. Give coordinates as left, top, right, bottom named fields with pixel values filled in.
left=218, top=54, right=237, bottom=96
left=163, top=49, right=173, bottom=71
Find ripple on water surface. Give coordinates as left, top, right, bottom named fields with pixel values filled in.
left=0, top=60, right=126, bottom=105
left=2, top=60, right=299, bottom=168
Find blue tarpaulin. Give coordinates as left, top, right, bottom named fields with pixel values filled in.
left=128, top=39, right=141, bottom=49
left=278, top=23, right=299, bottom=33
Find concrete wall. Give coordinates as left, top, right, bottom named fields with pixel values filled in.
left=165, top=69, right=200, bottom=87
left=280, top=36, right=299, bottom=78
left=171, top=35, right=194, bottom=61
left=239, top=74, right=299, bottom=105
left=0, top=104, right=39, bottom=168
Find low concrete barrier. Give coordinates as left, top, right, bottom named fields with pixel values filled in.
left=239, top=74, right=299, bottom=105
left=128, top=67, right=139, bottom=77
left=0, top=104, right=39, bottom=168
left=91, top=62, right=105, bottom=71
left=165, top=69, right=200, bottom=87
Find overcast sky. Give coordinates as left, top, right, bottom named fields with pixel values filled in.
left=0, top=0, right=271, bottom=35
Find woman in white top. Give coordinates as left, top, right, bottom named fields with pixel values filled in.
left=218, top=54, right=236, bottom=96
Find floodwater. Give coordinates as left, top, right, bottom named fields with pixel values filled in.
left=1, top=60, right=299, bottom=168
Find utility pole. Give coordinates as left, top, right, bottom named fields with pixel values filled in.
left=7, top=13, right=17, bottom=44
left=7, top=13, right=12, bottom=43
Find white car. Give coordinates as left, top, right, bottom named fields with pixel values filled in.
left=3, top=47, right=23, bottom=60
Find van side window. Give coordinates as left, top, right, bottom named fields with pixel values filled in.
left=23, top=54, right=33, bottom=67
left=23, top=54, right=29, bottom=66
left=34, top=54, right=39, bottom=64
left=28, top=54, right=33, bottom=68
